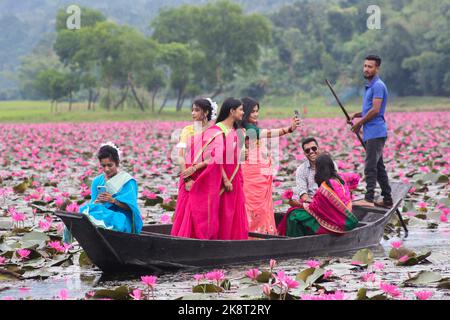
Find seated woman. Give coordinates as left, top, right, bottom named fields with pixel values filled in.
left=278, top=153, right=358, bottom=237
left=63, top=143, right=143, bottom=243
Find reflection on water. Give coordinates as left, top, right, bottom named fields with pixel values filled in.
left=1, top=225, right=449, bottom=300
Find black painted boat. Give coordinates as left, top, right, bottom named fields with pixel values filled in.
left=55, top=182, right=410, bottom=273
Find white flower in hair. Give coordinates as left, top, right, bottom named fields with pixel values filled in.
left=100, top=141, right=122, bottom=160
left=206, top=98, right=218, bottom=121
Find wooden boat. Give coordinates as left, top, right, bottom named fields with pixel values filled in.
left=55, top=182, right=410, bottom=273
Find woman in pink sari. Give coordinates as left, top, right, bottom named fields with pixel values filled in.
left=171, top=98, right=248, bottom=240
left=278, top=153, right=358, bottom=237
left=240, top=97, right=300, bottom=235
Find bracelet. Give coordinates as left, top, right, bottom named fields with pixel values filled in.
left=288, top=126, right=294, bottom=133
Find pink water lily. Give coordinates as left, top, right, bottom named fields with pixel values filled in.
left=205, top=270, right=225, bottom=284
left=301, top=291, right=345, bottom=300
left=141, top=275, right=157, bottom=289
left=262, top=284, right=272, bottom=297
left=160, top=214, right=171, bottom=224
left=372, top=262, right=385, bottom=271
left=391, top=241, right=403, bottom=249
left=246, top=268, right=261, bottom=281
left=66, top=202, right=79, bottom=213
left=48, top=241, right=65, bottom=253
left=306, top=260, right=320, bottom=268
left=323, top=270, right=333, bottom=279
left=58, top=289, right=69, bottom=300
left=361, top=272, right=377, bottom=283
left=130, top=289, right=143, bottom=300
left=193, top=274, right=205, bottom=284
left=269, top=259, right=277, bottom=271
left=380, top=282, right=402, bottom=298
left=0, top=256, right=6, bottom=265
left=39, top=220, right=52, bottom=231
left=16, top=249, right=31, bottom=260
left=414, top=290, right=433, bottom=300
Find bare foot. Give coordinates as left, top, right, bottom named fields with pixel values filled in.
left=353, top=199, right=375, bottom=207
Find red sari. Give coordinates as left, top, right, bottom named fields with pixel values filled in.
left=171, top=124, right=248, bottom=240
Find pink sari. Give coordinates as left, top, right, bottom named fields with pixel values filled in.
left=217, top=125, right=248, bottom=240
left=171, top=125, right=248, bottom=240
left=242, top=135, right=277, bottom=235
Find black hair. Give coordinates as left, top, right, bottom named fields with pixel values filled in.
left=240, top=97, right=260, bottom=129
left=193, top=98, right=213, bottom=121
left=301, top=137, right=319, bottom=150
left=314, top=153, right=344, bottom=189
left=215, top=97, right=243, bottom=129
left=97, top=144, right=120, bottom=165
left=365, top=54, right=382, bottom=67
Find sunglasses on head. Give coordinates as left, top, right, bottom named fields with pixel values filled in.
left=304, top=146, right=318, bottom=154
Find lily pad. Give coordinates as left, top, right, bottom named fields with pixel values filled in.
left=389, top=247, right=415, bottom=259
left=296, top=267, right=325, bottom=286
left=192, top=283, right=224, bottom=293
left=437, top=281, right=450, bottom=289
left=93, top=285, right=131, bottom=300
left=403, top=271, right=442, bottom=286
left=160, top=201, right=177, bottom=212
left=236, top=285, right=264, bottom=298
left=144, top=197, right=164, bottom=207
left=79, top=251, right=94, bottom=268
left=256, top=271, right=272, bottom=283
left=21, top=231, right=50, bottom=249
left=356, top=288, right=388, bottom=300
left=13, top=180, right=30, bottom=194
left=352, top=249, right=374, bottom=265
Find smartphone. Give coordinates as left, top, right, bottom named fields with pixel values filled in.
left=97, top=186, right=107, bottom=194
left=294, top=110, right=300, bottom=118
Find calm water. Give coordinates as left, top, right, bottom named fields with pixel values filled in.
left=2, top=223, right=449, bottom=300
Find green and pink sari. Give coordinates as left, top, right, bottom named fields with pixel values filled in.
left=278, top=178, right=358, bottom=237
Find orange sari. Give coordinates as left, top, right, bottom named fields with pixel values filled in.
left=242, top=125, right=277, bottom=235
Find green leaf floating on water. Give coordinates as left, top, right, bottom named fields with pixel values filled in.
left=160, top=201, right=177, bottom=212
left=352, top=248, right=374, bottom=265
left=79, top=251, right=94, bottom=268
left=256, top=271, right=272, bottom=283
left=437, top=280, right=450, bottom=290
left=21, top=231, right=50, bottom=249
left=403, top=271, right=442, bottom=286
left=389, top=247, right=415, bottom=259
left=192, top=283, right=224, bottom=293
left=144, top=196, right=164, bottom=207
left=13, top=180, right=30, bottom=194
left=93, top=285, right=131, bottom=300
left=296, top=267, right=325, bottom=287
left=356, top=288, right=388, bottom=300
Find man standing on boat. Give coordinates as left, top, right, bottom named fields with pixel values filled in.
left=350, top=55, right=393, bottom=208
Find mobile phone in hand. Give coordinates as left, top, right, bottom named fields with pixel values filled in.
left=294, top=110, right=300, bottom=118
left=97, top=186, right=107, bottom=194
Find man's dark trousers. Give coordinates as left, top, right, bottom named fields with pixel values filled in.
left=364, top=137, right=392, bottom=203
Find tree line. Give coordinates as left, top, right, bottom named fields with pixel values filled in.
left=17, top=0, right=450, bottom=111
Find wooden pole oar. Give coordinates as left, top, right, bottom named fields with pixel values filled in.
left=324, top=79, right=408, bottom=237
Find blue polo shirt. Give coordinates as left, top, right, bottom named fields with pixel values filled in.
left=362, top=75, right=388, bottom=141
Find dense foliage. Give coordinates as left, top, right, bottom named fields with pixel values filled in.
left=1, top=0, right=449, bottom=105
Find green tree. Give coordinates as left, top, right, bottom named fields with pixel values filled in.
left=152, top=0, right=271, bottom=98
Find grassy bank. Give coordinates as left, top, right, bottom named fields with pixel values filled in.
left=0, top=96, right=449, bottom=123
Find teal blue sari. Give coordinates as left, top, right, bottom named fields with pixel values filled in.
left=63, top=171, right=143, bottom=243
